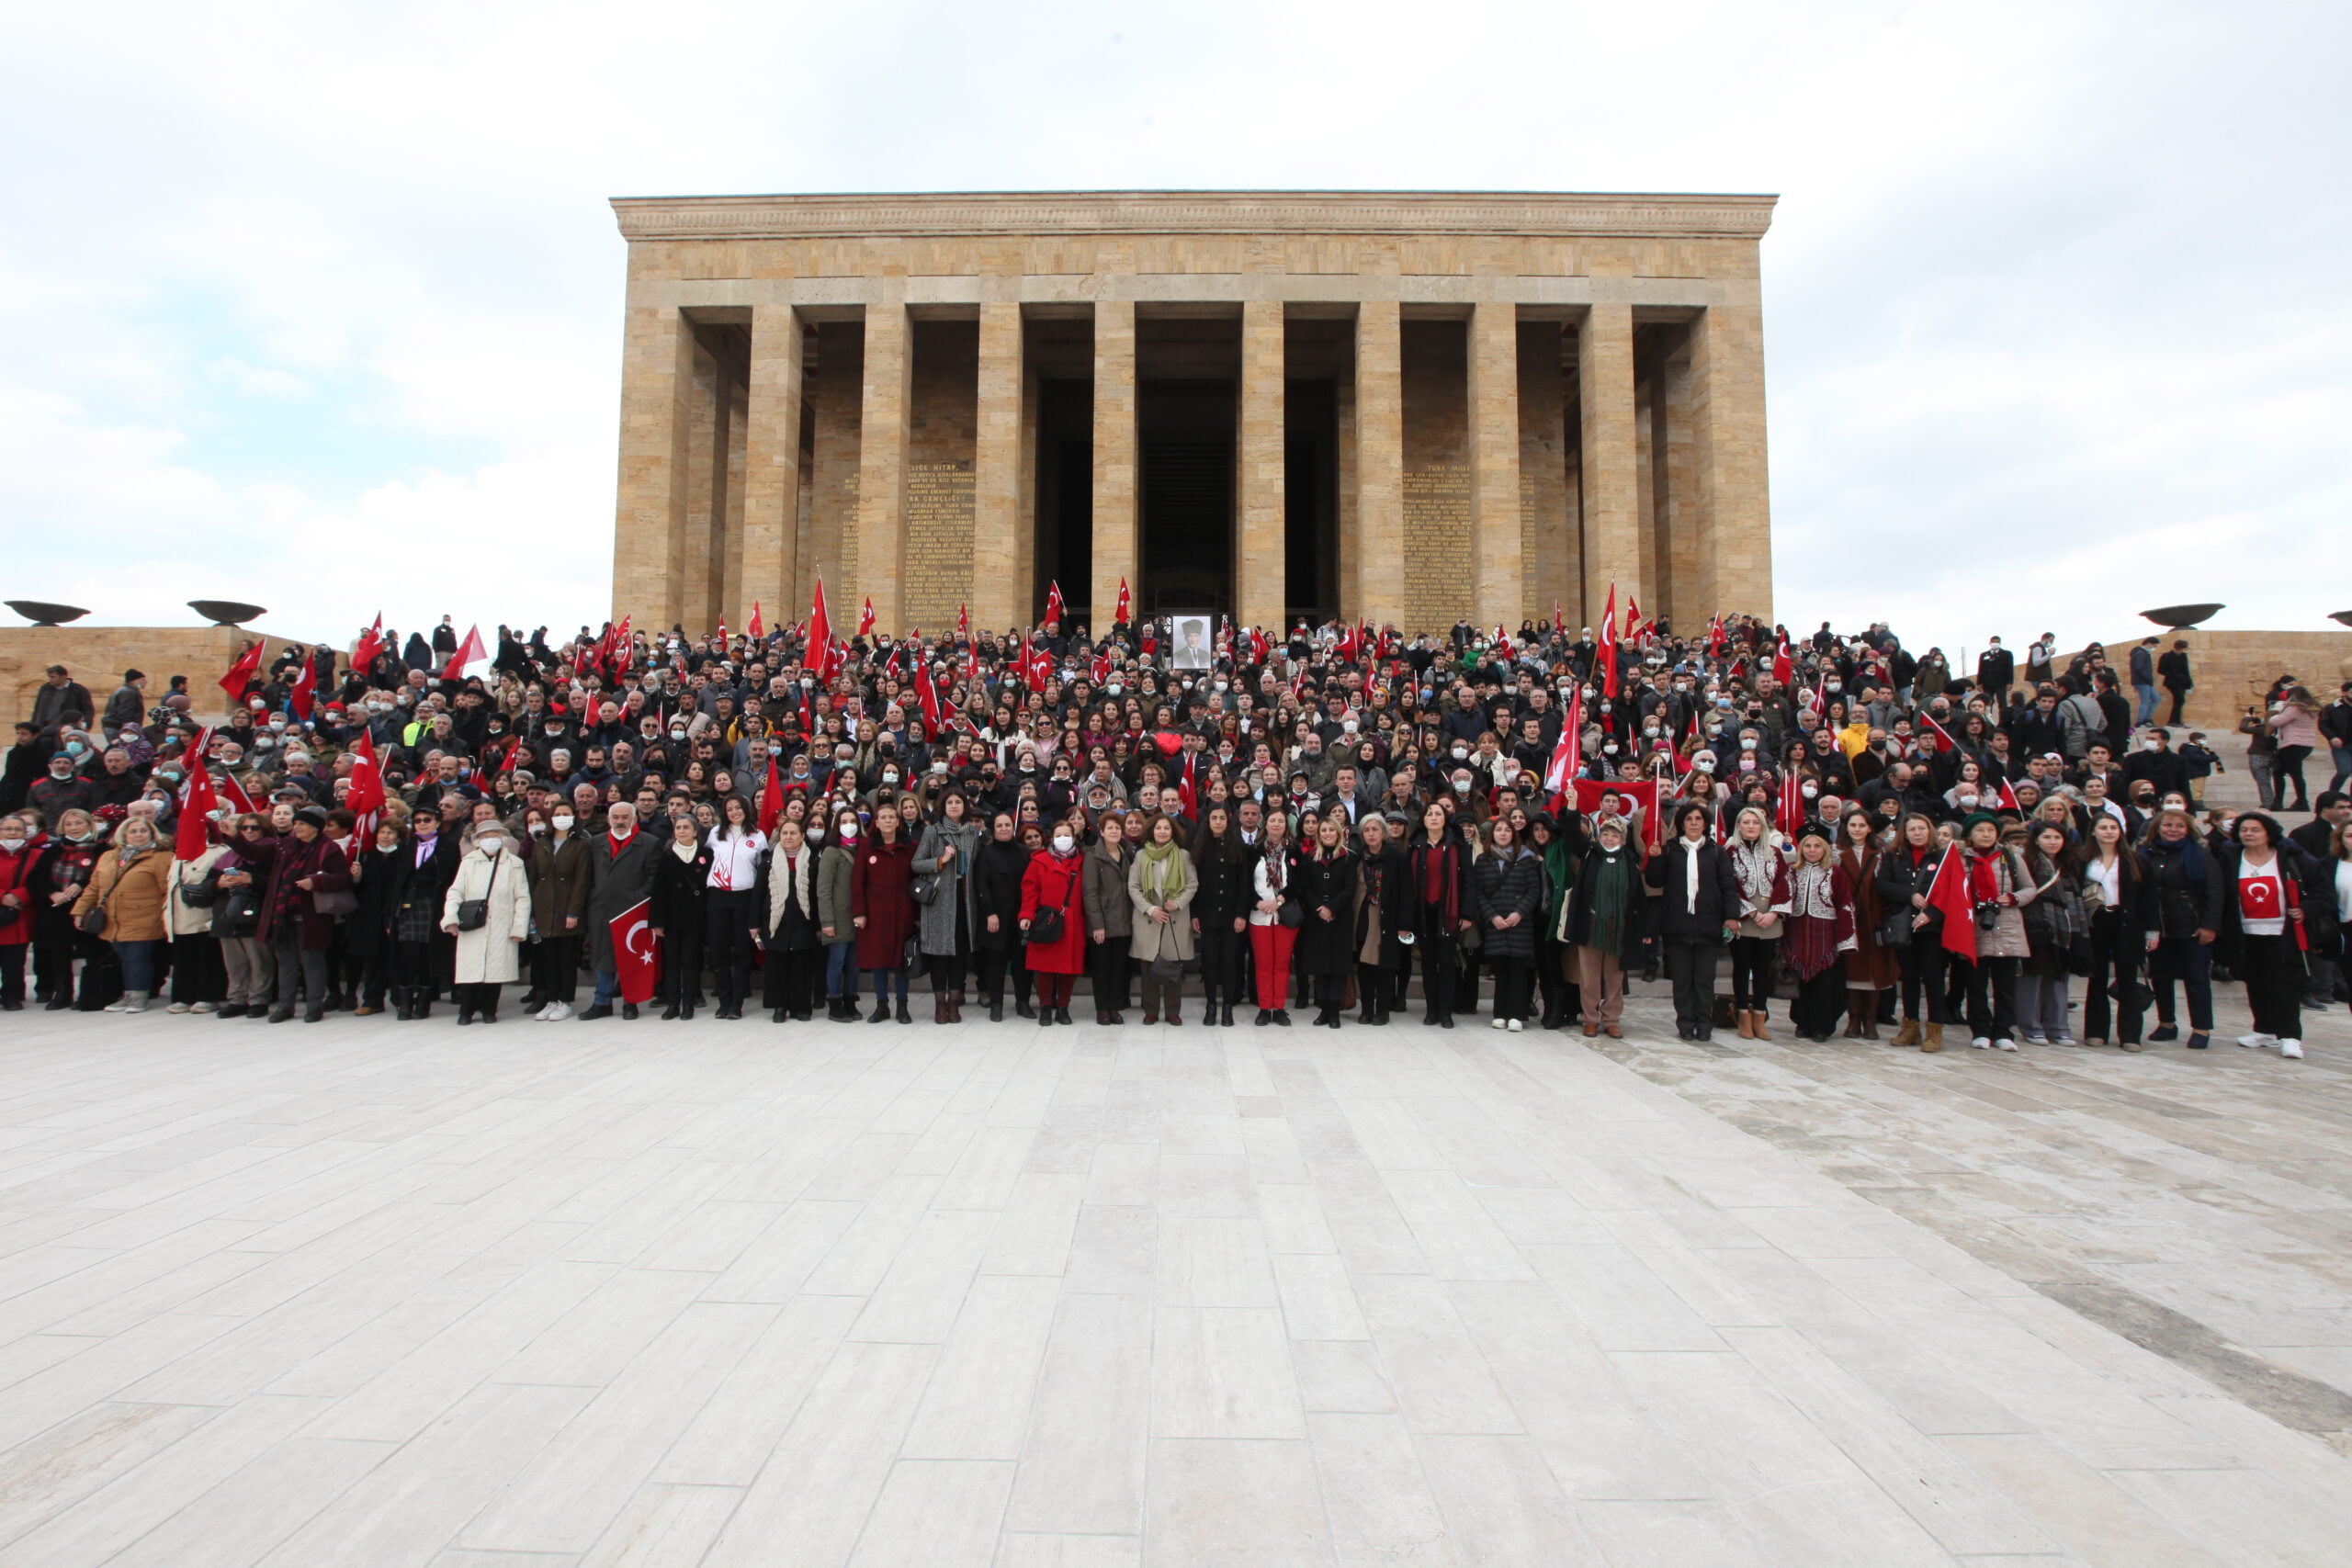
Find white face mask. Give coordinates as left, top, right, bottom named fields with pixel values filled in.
left=1053, top=833, right=1075, bottom=852
left=477, top=837, right=503, bottom=854
left=552, top=813, right=574, bottom=829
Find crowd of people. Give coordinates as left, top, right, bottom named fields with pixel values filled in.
left=5, top=607, right=2346, bottom=1063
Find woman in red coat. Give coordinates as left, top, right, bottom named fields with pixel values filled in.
left=1020, top=818, right=1087, bottom=1026
left=851, top=799, right=918, bottom=1023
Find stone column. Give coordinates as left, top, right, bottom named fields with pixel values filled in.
left=971, top=301, right=1023, bottom=630
left=1577, top=301, right=1642, bottom=619
left=856, top=295, right=912, bottom=633
left=611, top=304, right=697, bottom=626
left=1351, top=299, right=1405, bottom=627
left=1516, top=321, right=1570, bottom=629
left=740, top=303, right=804, bottom=629
left=1236, top=299, right=1286, bottom=632
left=1686, top=302, right=1772, bottom=622
left=1467, top=301, right=1523, bottom=631
left=1090, top=299, right=1137, bottom=631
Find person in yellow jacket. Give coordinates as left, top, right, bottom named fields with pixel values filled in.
left=72, top=817, right=171, bottom=1013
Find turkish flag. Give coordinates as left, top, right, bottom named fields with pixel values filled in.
left=1997, top=777, right=2021, bottom=813
left=956, top=603, right=968, bottom=641
left=808, top=576, right=834, bottom=681
left=759, top=751, right=784, bottom=836
left=747, top=601, right=764, bottom=639
left=1544, top=687, right=1583, bottom=808
left=1927, top=847, right=1980, bottom=962
left=1596, top=584, right=1620, bottom=700
left=218, top=638, right=265, bottom=705
left=1771, top=637, right=1794, bottom=688
left=288, top=656, right=316, bottom=721
left=344, top=732, right=387, bottom=830
left=1091, top=649, right=1113, bottom=684
left=1115, top=578, right=1130, bottom=625
left=914, top=659, right=944, bottom=731
left=442, top=624, right=486, bottom=680
left=1571, top=778, right=1660, bottom=852
left=857, top=596, right=876, bottom=637
left=1045, top=580, right=1066, bottom=626
left=1921, top=714, right=1958, bottom=755
left=352, top=614, right=384, bottom=674
left=175, top=750, right=218, bottom=861
left=2240, top=873, right=2283, bottom=923
left=610, top=897, right=662, bottom=1005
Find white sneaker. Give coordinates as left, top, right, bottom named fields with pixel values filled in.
left=2237, top=1033, right=2277, bottom=1049
left=102, top=998, right=130, bottom=1012
left=542, top=1002, right=573, bottom=1021
left=1971, top=1036, right=1992, bottom=1049
left=1507, top=1018, right=1524, bottom=1032
left=165, top=1001, right=191, bottom=1014
left=2280, top=1039, right=2304, bottom=1059
left=531, top=1002, right=554, bottom=1021
left=1491, top=1017, right=1508, bottom=1031
left=190, top=1000, right=217, bottom=1013
left=1995, top=1038, right=2018, bottom=1052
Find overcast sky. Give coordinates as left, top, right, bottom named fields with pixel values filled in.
left=3, top=0, right=2343, bottom=662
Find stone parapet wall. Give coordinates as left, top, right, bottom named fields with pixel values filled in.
left=2, top=626, right=326, bottom=728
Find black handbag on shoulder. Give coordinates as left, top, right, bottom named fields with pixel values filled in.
left=1026, top=862, right=1076, bottom=947
left=456, top=856, right=498, bottom=932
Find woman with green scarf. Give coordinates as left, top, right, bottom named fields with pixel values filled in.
left=1530, top=813, right=1584, bottom=1031
left=1127, top=812, right=1196, bottom=1023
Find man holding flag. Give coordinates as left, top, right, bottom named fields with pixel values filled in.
left=579, top=802, right=660, bottom=1021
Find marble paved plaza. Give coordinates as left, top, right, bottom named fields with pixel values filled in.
left=2, top=982, right=2349, bottom=1567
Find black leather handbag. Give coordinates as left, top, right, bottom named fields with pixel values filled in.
left=456, top=856, right=498, bottom=932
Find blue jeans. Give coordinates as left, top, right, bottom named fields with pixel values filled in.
left=2132, top=684, right=2158, bottom=728
left=869, top=966, right=909, bottom=1003
left=2329, top=745, right=2352, bottom=794
left=826, top=944, right=856, bottom=997
left=113, top=938, right=163, bottom=993
left=593, top=967, right=619, bottom=1006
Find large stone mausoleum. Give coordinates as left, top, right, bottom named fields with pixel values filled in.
left=607, top=189, right=1776, bottom=637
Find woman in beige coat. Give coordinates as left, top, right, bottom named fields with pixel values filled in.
left=163, top=838, right=229, bottom=1013
left=440, top=821, right=532, bottom=1024
left=73, top=818, right=172, bottom=1013
left=1128, top=813, right=1197, bottom=1023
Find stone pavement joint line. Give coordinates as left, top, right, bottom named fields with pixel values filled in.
left=0, top=980, right=2348, bottom=1566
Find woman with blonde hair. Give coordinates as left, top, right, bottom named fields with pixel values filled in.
left=72, top=816, right=172, bottom=1013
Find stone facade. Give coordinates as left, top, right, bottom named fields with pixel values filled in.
left=607, top=190, right=1781, bottom=634
left=0, top=626, right=321, bottom=728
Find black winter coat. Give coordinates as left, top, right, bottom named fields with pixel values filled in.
left=1191, top=839, right=1254, bottom=935
left=1469, top=848, right=1544, bottom=961
left=650, top=842, right=713, bottom=934
left=1873, top=842, right=1944, bottom=941
left=1645, top=836, right=1743, bottom=942
left=2213, top=842, right=2335, bottom=969
left=2139, top=836, right=2224, bottom=940
left=971, top=837, right=1032, bottom=954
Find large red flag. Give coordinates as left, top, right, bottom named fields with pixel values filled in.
left=1996, top=776, right=2021, bottom=813
left=758, top=751, right=784, bottom=836
left=288, top=655, right=316, bottom=721
left=747, top=601, right=764, bottom=639
left=609, top=897, right=662, bottom=1005
left=1544, top=687, right=1583, bottom=811
left=344, top=732, right=386, bottom=831
left=1926, top=846, right=1979, bottom=962
left=1921, top=713, right=1959, bottom=755
left=1596, top=585, right=1620, bottom=700
left=1045, top=580, right=1066, bottom=626
left=175, top=750, right=218, bottom=861
left=442, top=625, right=486, bottom=680
left=1771, top=636, right=1794, bottom=688
left=956, top=603, right=968, bottom=642
left=914, top=658, right=944, bottom=731
left=856, top=597, right=876, bottom=637
left=218, top=639, right=265, bottom=705
left=808, top=577, right=835, bottom=682
left=352, top=614, right=384, bottom=675
left=1114, top=578, right=1130, bottom=625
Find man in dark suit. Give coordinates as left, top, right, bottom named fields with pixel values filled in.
left=1976, top=638, right=2016, bottom=708
left=1644, top=800, right=1743, bottom=1040
left=580, top=801, right=661, bottom=1020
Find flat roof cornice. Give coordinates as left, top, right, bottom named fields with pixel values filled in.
left=610, top=189, right=1777, bottom=243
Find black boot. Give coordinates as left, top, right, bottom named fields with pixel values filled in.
left=869, top=999, right=890, bottom=1023
left=895, top=998, right=912, bottom=1024
left=989, top=992, right=1005, bottom=1022
left=1221, top=1003, right=1235, bottom=1027
left=1015, top=996, right=1035, bottom=1019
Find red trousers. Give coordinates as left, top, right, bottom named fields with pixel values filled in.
left=1250, top=922, right=1296, bottom=1010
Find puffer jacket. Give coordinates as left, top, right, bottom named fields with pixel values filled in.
left=1468, top=846, right=1545, bottom=961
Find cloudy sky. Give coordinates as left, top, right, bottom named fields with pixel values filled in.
left=4, top=0, right=2343, bottom=661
